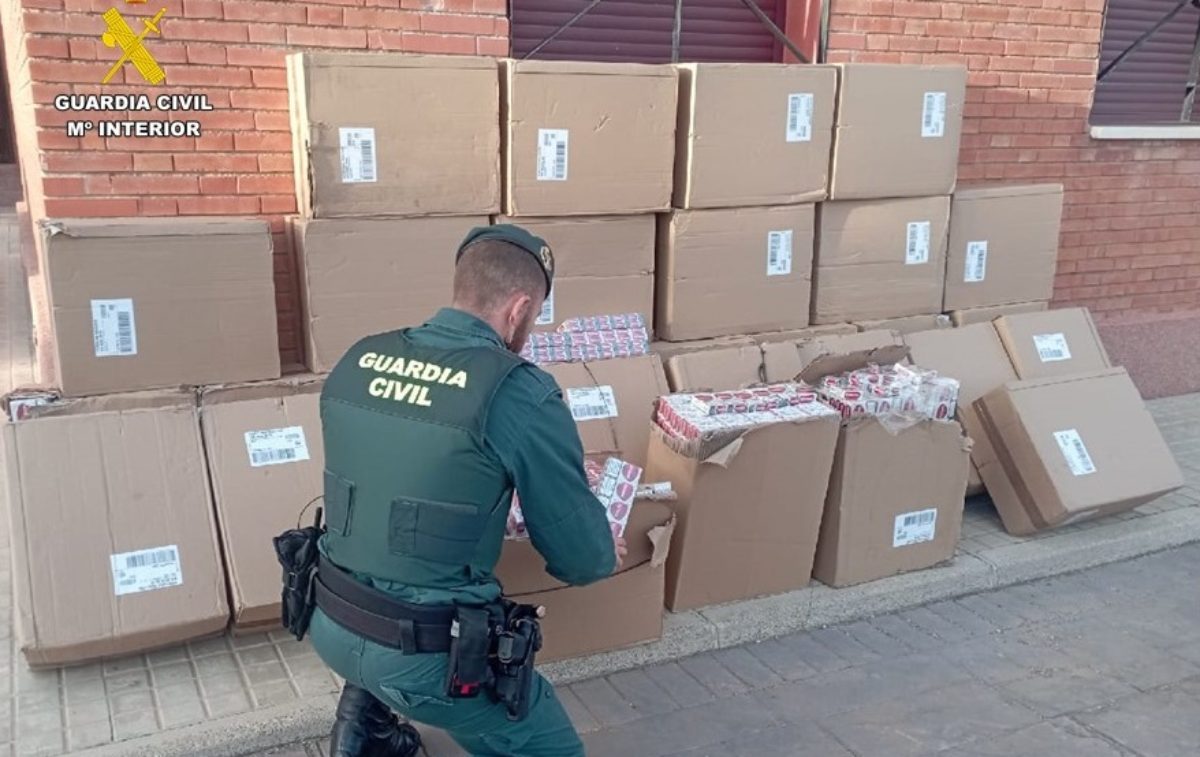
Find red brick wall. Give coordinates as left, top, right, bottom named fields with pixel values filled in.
left=5, top=0, right=507, bottom=367
left=825, top=0, right=1200, bottom=321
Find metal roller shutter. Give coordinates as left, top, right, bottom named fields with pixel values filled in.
left=1092, top=0, right=1200, bottom=125
left=511, top=0, right=785, bottom=64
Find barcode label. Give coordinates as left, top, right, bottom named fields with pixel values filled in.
left=536, top=128, right=569, bottom=181
left=1034, top=333, right=1072, bottom=362
left=339, top=127, right=377, bottom=184
left=1054, top=429, right=1096, bottom=476
left=110, top=545, right=183, bottom=597
left=91, top=298, right=137, bottom=357
left=964, top=241, right=988, bottom=282
left=766, top=229, right=794, bottom=276
left=906, top=221, right=931, bottom=265
left=786, top=93, right=814, bottom=143
left=245, top=426, right=311, bottom=468
left=922, top=91, right=947, bottom=138
left=893, top=508, right=938, bottom=547
left=536, top=289, right=555, bottom=326
left=566, top=386, right=618, bottom=422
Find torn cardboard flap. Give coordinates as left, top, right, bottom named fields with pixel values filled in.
left=703, top=435, right=744, bottom=469
left=663, top=343, right=766, bottom=393
left=648, top=517, right=676, bottom=568
left=793, top=338, right=910, bottom=385
left=42, top=217, right=268, bottom=239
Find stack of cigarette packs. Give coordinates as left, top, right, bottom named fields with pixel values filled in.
left=521, top=313, right=650, bottom=365
left=818, top=363, right=959, bottom=421
left=507, top=456, right=656, bottom=540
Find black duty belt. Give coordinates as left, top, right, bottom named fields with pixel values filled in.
left=314, top=556, right=455, bottom=654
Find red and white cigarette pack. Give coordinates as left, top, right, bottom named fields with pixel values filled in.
left=507, top=456, right=652, bottom=540
left=818, top=363, right=959, bottom=421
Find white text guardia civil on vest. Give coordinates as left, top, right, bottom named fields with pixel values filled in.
left=358, top=352, right=470, bottom=407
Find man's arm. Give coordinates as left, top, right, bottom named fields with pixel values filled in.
left=492, top=368, right=616, bottom=586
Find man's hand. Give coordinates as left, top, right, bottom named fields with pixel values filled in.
left=613, top=535, right=628, bottom=572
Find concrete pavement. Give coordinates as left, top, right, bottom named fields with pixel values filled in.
left=262, top=543, right=1200, bottom=757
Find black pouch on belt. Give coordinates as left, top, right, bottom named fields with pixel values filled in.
left=272, top=507, right=324, bottom=641
left=444, top=606, right=494, bottom=699
left=492, top=601, right=543, bottom=722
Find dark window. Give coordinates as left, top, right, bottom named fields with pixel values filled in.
left=510, top=0, right=786, bottom=64
left=1091, top=0, right=1200, bottom=125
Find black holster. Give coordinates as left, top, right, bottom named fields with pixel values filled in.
left=273, top=507, right=324, bottom=641
left=491, top=601, right=543, bottom=722
left=441, top=600, right=543, bottom=722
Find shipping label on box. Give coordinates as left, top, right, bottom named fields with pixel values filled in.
left=1033, top=333, right=1072, bottom=363
left=767, top=230, right=794, bottom=276
left=1053, top=429, right=1096, bottom=477
left=921, top=91, right=947, bottom=138
left=893, top=508, right=937, bottom=547
left=905, top=221, right=931, bottom=265
left=964, top=241, right=988, bottom=282
left=110, top=544, right=183, bottom=597
left=786, top=93, right=814, bottom=143
left=244, top=426, right=311, bottom=468
left=567, top=386, right=619, bottom=422
left=536, top=128, right=570, bottom=182
left=339, top=127, right=377, bottom=184
left=91, top=298, right=137, bottom=357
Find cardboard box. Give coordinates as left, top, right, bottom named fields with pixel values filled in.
left=294, top=216, right=488, bottom=373
left=813, top=197, right=950, bottom=324
left=647, top=412, right=840, bottom=610
left=904, top=324, right=1019, bottom=500
left=543, top=354, right=670, bottom=466
left=975, top=368, right=1182, bottom=533
left=814, top=417, right=970, bottom=587
left=288, top=53, right=500, bottom=218
left=763, top=330, right=906, bottom=388
left=4, top=393, right=229, bottom=666
left=993, top=307, right=1111, bottom=380
left=37, top=218, right=280, bottom=396
left=755, top=323, right=859, bottom=342
left=495, top=215, right=654, bottom=333
left=657, top=205, right=816, bottom=341
left=496, top=501, right=673, bottom=662
left=502, top=60, right=677, bottom=216
left=199, top=377, right=324, bottom=630
left=944, top=184, right=1064, bottom=311
left=795, top=341, right=970, bottom=588
left=674, top=63, right=837, bottom=209
left=856, top=314, right=951, bottom=335
left=829, top=64, right=967, bottom=200
left=949, top=301, right=1048, bottom=326
left=663, top=342, right=766, bottom=393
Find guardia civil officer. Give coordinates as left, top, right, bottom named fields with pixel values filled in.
left=309, top=225, right=625, bottom=756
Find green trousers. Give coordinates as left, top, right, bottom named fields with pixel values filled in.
left=309, top=609, right=585, bottom=757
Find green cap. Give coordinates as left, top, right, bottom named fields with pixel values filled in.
left=456, top=224, right=555, bottom=298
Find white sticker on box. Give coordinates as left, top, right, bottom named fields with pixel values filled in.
left=922, top=91, right=947, bottom=138
left=339, top=127, right=377, bottom=183
left=767, top=229, right=794, bottom=276
left=893, top=508, right=938, bottom=548
left=536, top=128, right=569, bottom=181
left=566, top=386, right=618, bottom=422
left=1054, top=429, right=1096, bottom=476
left=1034, top=333, right=1072, bottom=362
left=110, top=545, right=183, bottom=597
left=905, top=221, right=931, bottom=265
left=964, top=241, right=988, bottom=282
left=536, top=289, right=555, bottom=326
left=786, top=93, right=814, bottom=143
left=91, top=298, right=137, bottom=357
left=245, top=426, right=311, bottom=468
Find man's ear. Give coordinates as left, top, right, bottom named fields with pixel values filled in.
left=511, top=293, right=534, bottom=324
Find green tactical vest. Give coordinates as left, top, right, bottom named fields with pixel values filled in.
left=319, top=329, right=523, bottom=594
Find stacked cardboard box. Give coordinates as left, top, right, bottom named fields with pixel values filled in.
left=657, top=64, right=837, bottom=341
left=288, top=52, right=502, bottom=371
left=4, top=393, right=229, bottom=666
left=944, top=184, right=1063, bottom=322
left=815, top=64, right=967, bottom=327
left=30, top=218, right=280, bottom=396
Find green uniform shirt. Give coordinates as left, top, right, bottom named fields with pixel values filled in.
left=342, top=307, right=615, bottom=605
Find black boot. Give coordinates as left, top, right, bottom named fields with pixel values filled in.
left=329, top=683, right=422, bottom=757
